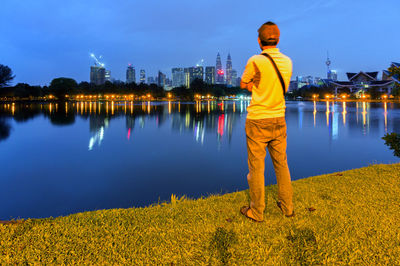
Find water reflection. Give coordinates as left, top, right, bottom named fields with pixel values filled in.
left=1, top=101, right=399, bottom=145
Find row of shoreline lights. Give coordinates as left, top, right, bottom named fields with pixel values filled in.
left=43, top=94, right=240, bottom=100
left=312, top=94, right=389, bottom=100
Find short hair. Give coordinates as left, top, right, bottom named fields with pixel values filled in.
left=258, top=21, right=280, bottom=46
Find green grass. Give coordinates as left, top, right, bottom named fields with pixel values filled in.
left=1, top=163, right=400, bottom=264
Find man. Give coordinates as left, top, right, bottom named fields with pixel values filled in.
left=240, top=21, right=294, bottom=222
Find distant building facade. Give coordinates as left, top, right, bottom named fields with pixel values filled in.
left=147, top=76, right=156, bottom=84
left=231, top=69, right=238, bottom=86
left=139, top=69, right=146, bottom=83
left=126, top=65, right=136, bottom=84
left=226, top=53, right=233, bottom=86
left=105, top=70, right=111, bottom=82
left=158, top=71, right=166, bottom=87
left=205, top=66, right=215, bottom=84
left=328, top=70, right=338, bottom=81
left=90, top=66, right=106, bottom=85
left=172, top=68, right=185, bottom=87
left=330, top=70, right=395, bottom=96
left=184, top=66, right=203, bottom=88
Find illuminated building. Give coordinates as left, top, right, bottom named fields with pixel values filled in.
left=216, top=52, right=224, bottom=84
left=226, top=53, right=233, bottom=86
left=126, top=65, right=136, bottom=84
left=105, top=70, right=111, bottom=82
left=330, top=71, right=395, bottom=96
left=140, top=69, right=146, bottom=83
left=90, top=53, right=106, bottom=85
left=90, top=66, right=105, bottom=85
left=205, top=66, right=215, bottom=84
left=184, top=66, right=203, bottom=88
left=328, top=70, right=338, bottom=81
left=172, top=68, right=185, bottom=87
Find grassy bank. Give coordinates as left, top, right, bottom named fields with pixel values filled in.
left=1, top=163, right=400, bottom=264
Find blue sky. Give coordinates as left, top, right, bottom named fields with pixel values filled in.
left=0, top=0, right=399, bottom=85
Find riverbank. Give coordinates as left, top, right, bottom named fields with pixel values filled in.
left=1, top=163, right=399, bottom=264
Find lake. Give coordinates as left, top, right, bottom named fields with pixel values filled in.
left=0, top=100, right=399, bottom=219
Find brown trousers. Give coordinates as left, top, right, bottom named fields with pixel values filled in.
left=245, top=117, right=293, bottom=221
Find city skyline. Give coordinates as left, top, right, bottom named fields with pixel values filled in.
left=1, top=0, right=399, bottom=85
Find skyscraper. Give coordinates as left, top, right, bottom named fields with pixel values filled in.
left=158, top=71, right=166, bottom=87
left=205, top=66, right=215, bottom=84
left=105, top=70, right=111, bottom=82
left=226, top=53, right=233, bottom=86
left=172, top=68, right=185, bottom=87
left=184, top=68, right=190, bottom=88
left=216, top=52, right=224, bottom=84
left=187, top=66, right=204, bottom=87
left=90, top=66, right=106, bottom=85
left=126, top=65, right=136, bottom=84
left=231, top=69, right=238, bottom=86
left=140, top=69, right=146, bottom=83
left=328, top=69, right=337, bottom=81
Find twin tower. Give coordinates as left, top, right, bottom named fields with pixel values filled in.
left=215, top=52, right=236, bottom=86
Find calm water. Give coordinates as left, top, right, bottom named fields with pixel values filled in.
left=1, top=101, right=399, bottom=219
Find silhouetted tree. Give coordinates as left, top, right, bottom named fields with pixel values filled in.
left=388, top=65, right=400, bottom=97
left=48, top=103, right=75, bottom=126
left=50, top=77, right=78, bottom=100
left=0, top=118, right=11, bottom=142
left=382, top=133, right=400, bottom=157
left=0, top=64, right=15, bottom=88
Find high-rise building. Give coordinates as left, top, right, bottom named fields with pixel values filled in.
left=158, top=71, right=166, bottom=87
left=205, top=66, right=215, bottom=84
left=231, top=69, right=238, bottom=86
left=184, top=68, right=190, bottom=88
left=172, top=68, right=185, bottom=87
left=226, top=53, right=233, bottom=86
left=185, top=66, right=204, bottom=88
left=140, top=69, right=146, bottom=83
left=126, top=65, right=136, bottom=84
left=236, top=77, right=241, bottom=87
left=191, top=66, right=204, bottom=82
left=147, top=76, right=156, bottom=84
left=90, top=66, right=106, bottom=85
left=105, top=70, right=111, bottom=82
left=216, top=52, right=224, bottom=84
left=329, top=70, right=338, bottom=81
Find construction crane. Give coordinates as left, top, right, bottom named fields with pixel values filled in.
left=90, top=53, right=105, bottom=68
left=196, top=59, right=204, bottom=67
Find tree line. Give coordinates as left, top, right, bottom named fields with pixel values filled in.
left=1, top=63, right=399, bottom=101
left=0, top=64, right=249, bottom=101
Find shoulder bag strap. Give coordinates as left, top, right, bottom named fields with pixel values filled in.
left=261, top=53, right=286, bottom=96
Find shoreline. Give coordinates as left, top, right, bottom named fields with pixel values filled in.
left=1, top=163, right=400, bottom=264
left=1, top=98, right=399, bottom=103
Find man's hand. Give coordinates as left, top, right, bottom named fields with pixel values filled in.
left=240, top=81, right=253, bottom=92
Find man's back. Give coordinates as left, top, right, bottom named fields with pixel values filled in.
left=239, top=21, right=294, bottom=223
left=241, top=48, right=292, bottom=119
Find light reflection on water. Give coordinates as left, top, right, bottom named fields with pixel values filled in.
left=0, top=100, right=399, bottom=219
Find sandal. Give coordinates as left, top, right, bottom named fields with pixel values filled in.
left=240, top=206, right=263, bottom=222
left=276, top=201, right=295, bottom=217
